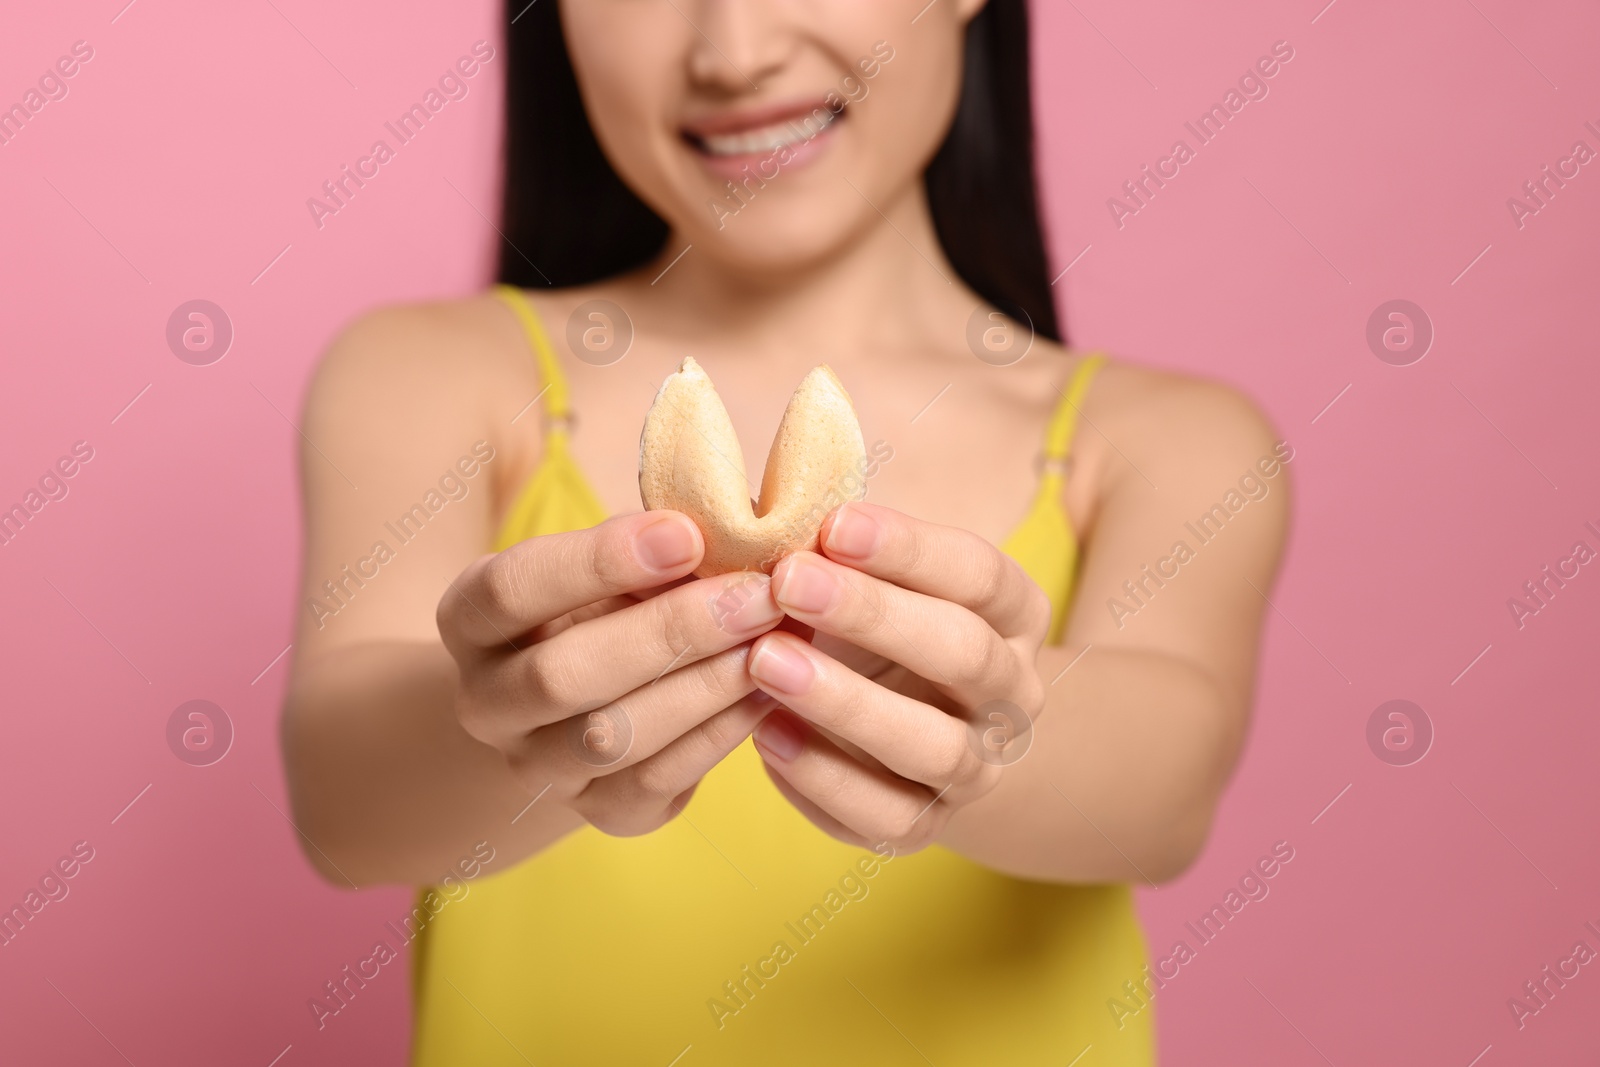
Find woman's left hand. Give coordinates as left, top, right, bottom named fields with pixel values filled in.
left=746, top=501, right=1053, bottom=853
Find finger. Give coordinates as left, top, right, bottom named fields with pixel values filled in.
left=752, top=709, right=945, bottom=851
left=818, top=502, right=1051, bottom=640
left=524, top=593, right=636, bottom=645
left=577, top=691, right=776, bottom=835
left=508, top=641, right=761, bottom=781
left=747, top=632, right=992, bottom=794
left=503, top=571, right=783, bottom=726
left=759, top=760, right=875, bottom=850
left=770, top=552, right=1016, bottom=704
left=438, top=511, right=704, bottom=652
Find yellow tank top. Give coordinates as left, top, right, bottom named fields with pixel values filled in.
left=408, top=285, right=1154, bottom=1066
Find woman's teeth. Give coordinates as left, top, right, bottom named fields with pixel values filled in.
left=699, top=108, right=838, bottom=157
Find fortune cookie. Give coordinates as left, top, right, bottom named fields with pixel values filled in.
left=638, top=357, right=868, bottom=576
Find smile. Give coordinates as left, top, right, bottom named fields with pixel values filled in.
left=682, top=97, right=845, bottom=163
left=694, top=107, right=840, bottom=157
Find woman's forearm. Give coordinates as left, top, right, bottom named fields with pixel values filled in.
left=281, top=641, right=584, bottom=888
left=939, top=646, right=1245, bottom=885
left=286, top=635, right=1242, bottom=888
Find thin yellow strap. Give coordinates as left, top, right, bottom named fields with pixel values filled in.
left=1043, top=353, right=1108, bottom=461
left=493, top=284, right=571, bottom=421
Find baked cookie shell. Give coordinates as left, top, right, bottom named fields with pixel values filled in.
left=639, top=357, right=869, bottom=576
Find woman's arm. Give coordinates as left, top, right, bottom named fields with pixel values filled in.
left=280, top=301, right=567, bottom=887
left=282, top=641, right=586, bottom=888
left=744, top=375, right=1291, bottom=884
left=940, top=378, right=1291, bottom=882
left=282, top=301, right=788, bottom=889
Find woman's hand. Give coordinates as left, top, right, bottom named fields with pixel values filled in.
left=436, top=511, right=786, bottom=837
left=746, top=502, right=1053, bottom=854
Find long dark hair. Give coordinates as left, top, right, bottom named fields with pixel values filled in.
left=497, top=0, right=1062, bottom=343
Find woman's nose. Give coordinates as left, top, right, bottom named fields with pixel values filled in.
left=684, top=0, right=793, bottom=93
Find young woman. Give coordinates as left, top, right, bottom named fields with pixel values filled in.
left=283, top=1, right=1290, bottom=1062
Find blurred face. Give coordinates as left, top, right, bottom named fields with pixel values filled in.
left=560, top=0, right=985, bottom=271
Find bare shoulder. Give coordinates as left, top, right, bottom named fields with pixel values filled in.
left=1060, top=353, right=1293, bottom=543
left=1095, top=358, right=1280, bottom=447
left=305, top=292, right=536, bottom=425
left=1086, top=358, right=1288, bottom=485
left=301, top=291, right=544, bottom=505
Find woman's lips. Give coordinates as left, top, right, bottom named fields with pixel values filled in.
left=682, top=99, right=844, bottom=183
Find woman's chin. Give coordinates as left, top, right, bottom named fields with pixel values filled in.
left=664, top=179, right=873, bottom=277
left=691, top=217, right=861, bottom=278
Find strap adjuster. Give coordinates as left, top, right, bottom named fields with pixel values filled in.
left=1037, top=453, right=1072, bottom=478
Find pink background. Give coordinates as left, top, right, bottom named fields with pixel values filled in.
left=3, top=0, right=1596, bottom=1063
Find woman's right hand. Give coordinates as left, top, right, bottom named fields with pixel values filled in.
left=436, top=511, right=784, bottom=837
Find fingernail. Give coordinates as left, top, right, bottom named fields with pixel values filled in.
left=715, top=575, right=783, bottom=633
left=750, top=639, right=814, bottom=695
left=636, top=515, right=698, bottom=571
left=773, top=556, right=836, bottom=615
left=754, top=711, right=805, bottom=761
left=824, top=504, right=879, bottom=559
